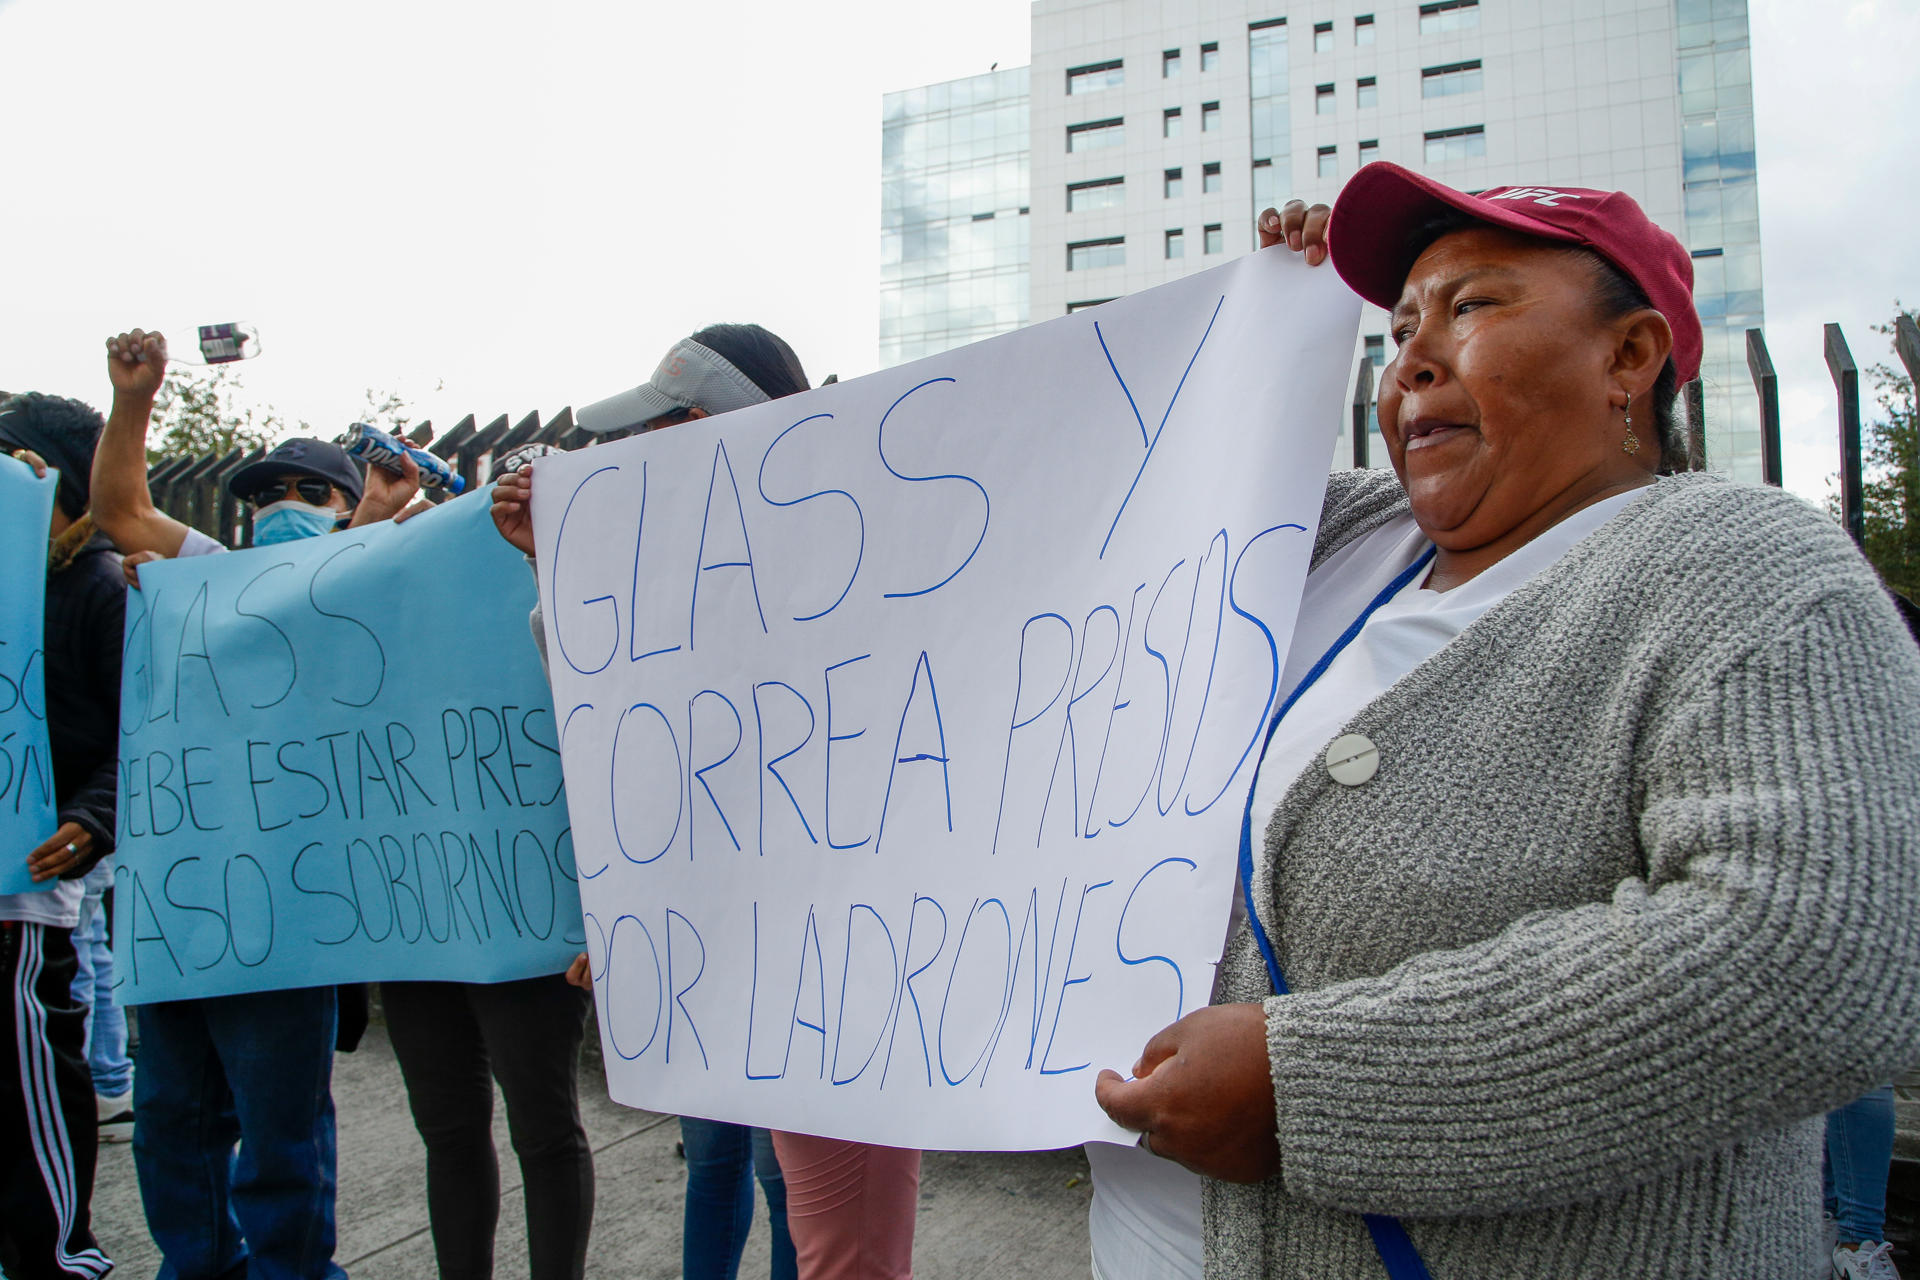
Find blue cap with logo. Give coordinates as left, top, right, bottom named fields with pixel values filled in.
left=227, top=437, right=365, bottom=505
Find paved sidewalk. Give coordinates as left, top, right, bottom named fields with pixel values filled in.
left=89, top=1019, right=1097, bottom=1278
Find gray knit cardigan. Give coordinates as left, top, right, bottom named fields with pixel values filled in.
left=1204, top=469, right=1920, bottom=1279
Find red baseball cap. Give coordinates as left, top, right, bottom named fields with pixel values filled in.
left=1327, top=162, right=1701, bottom=384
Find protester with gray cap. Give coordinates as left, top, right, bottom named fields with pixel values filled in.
left=341, top=325, right=818, bottom=1280
left=0, top=392, right=123, bottom=1280
left=496, top=324, right=929, bottom=1280
left=496, top=325, right=810, bottom=1280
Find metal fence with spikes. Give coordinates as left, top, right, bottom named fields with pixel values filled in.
left=145, top=314, right=1920, bottom=549
left=145, top=407, right=595, bottom=546
left=1347, top=313, right=1920, bottom=549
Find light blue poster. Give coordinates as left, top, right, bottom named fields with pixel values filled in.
left=113, top=488, right=582, bottom=1002
left=0, top=459, right=58, bottom=896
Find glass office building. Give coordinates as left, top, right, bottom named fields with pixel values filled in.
left=1677, top=0, right=1764, bottom=478
left=1248, top=20, right=1290, bottom=210
left=886, top=2, right=1765, bottom=478
left=879, top=66, right=1032, bottom=367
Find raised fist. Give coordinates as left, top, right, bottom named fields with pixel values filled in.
left=105, top=329, right=169, bottom=401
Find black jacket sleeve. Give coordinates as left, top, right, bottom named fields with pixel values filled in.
left=55, top=550, right=125, bottom=871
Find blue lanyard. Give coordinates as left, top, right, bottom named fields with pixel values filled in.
left=1236, top=543, right=1436, bottom=1280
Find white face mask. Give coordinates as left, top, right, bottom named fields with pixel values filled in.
left=252, top=499, right=342, bottom=545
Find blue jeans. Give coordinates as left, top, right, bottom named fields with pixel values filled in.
left=679, top=1117, right=795, bottom=1280
left=69, top=875, right=132, bottom=1098
left=132, top=987, right=346, bottom=1280
left=1825, top=1085, right=1896, bottom=1245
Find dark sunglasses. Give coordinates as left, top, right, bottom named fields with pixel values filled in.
left=248, top=478, right=338, bottom=507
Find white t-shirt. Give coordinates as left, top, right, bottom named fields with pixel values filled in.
left=0, top=525, right=229, bottom=927
left=178, top=526, right=226, bottom=559
left=0, top=874, right=85, bottom=928
left=1086, top=488, right=1641, bottom=1280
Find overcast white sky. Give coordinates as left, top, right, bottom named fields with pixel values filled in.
left=1, top=0, right=1913, bottom=505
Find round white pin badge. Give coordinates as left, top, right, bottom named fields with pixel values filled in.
left=1325, top=733, right=1379, bottom=786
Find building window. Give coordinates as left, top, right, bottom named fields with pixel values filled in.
left=1166, top=229, right=1186, bottom=259
left=1068, top=177, right=1125, bottom=212
left=1203, top=162, right=1222, bottom=193
left=1201, top=41, right=1220, bottom=71
left=1068, top=237, right=1126, bottom=271
left=1165, top=167, right=1184, bottom=198
left=1204, top=224, right=1224, bottom=255
left=1067, top=118, right=1125, bottom=152
left=1068, top=298, right=1117, bottom=313
left=1424, top=124, right=1486, bottom=163
left=1355, top=14, right=1376, bottom=45
left=1249, top=19, right=1289, bottom=209
left=1356, top=76, right=1377, bottom=108
left=1066, top=59, right=1124, bottom=96
left=1201, top=101, right=1220, bottom=132
left=1317, top=145, right=1338, bottom=179
left=1163, top=48, right=1182, bottom=77
left=1359, top=138, right=1380, bottom=166
left=1313, top=21, right=1334, bottom=52
left=1422, top=60, right=1484, bottom=98
left=1164, top=107, right=1183, bottom=138
left=1316, top=84, right=1336, bottom=116
left=1419, top=0, right=1480, bottom=35
left=1364, top=334, right=1386, bottom=367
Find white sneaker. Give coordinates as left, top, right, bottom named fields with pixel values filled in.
left=1834, top=1240, right=1902, bottom=1280
left=95, top=1090, right=133, bottom=1144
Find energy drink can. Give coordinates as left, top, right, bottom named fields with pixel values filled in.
left=343, top=422, right=468, bottom=494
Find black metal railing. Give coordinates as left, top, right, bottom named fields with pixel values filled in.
left=145, top=317, right=1920, bottom=551
left=1347, top=316, right=1920, bottom=551
left=145, top=407, right=594, bottom=546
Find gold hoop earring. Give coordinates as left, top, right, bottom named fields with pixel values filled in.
left=1622, top=392, right=1640, bottom=456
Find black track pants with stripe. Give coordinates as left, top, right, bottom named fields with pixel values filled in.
left=1, top=920, right=111, bottom=1279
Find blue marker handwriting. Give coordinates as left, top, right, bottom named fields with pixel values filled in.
left=113, top=489, right=582, bottom=1002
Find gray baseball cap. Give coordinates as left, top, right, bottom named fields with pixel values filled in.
left=576, top=338, right=772, bottom=435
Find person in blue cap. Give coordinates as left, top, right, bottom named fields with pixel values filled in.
left=88, top=328, right=417, bottom=1280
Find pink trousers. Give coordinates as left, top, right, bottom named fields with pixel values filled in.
left=770, top=1133, right=921, bottom=1279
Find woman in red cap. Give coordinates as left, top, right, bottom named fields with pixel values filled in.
left=1093, top=165, right=1920, bottom=1279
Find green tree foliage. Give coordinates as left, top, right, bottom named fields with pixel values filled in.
left=356, top=386, right=426, bottom=441
left=146, top=371, right=425, bottom=464
left=146, top=366, right=288, bottom=465
left=1853, top=306, right=1920, bottom=600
